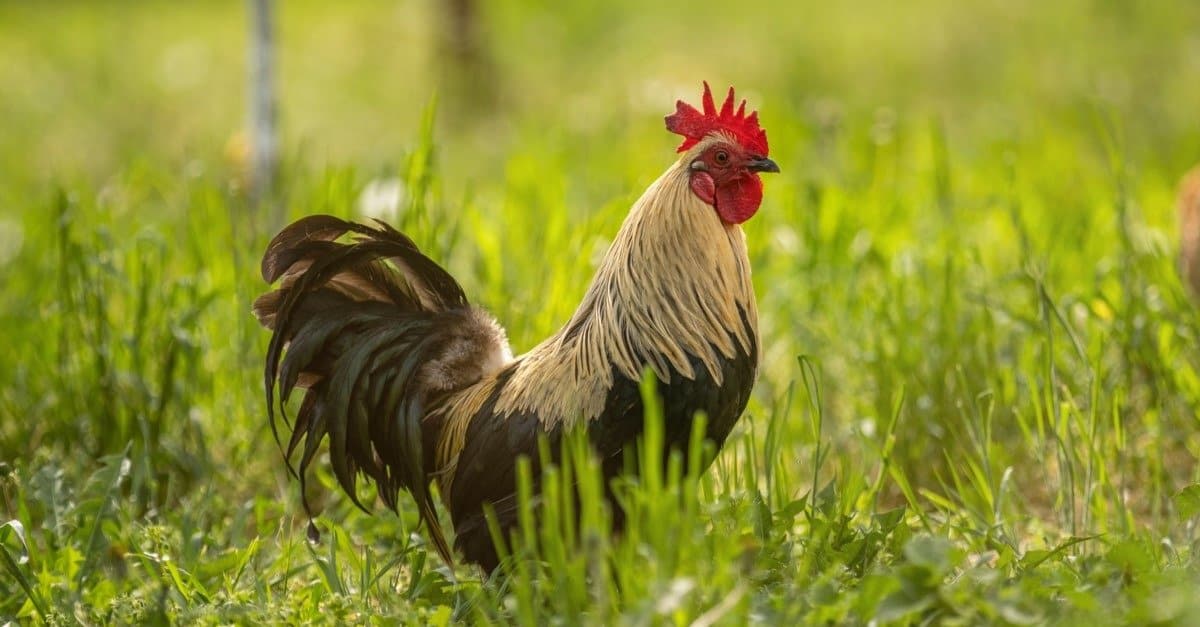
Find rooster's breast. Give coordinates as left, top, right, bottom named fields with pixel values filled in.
left=585, top=303, right=758, bottom=470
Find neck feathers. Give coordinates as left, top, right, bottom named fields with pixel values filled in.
left=575, top=160, right=757, bottom=379
left=493, top=153, right=759, bottom=426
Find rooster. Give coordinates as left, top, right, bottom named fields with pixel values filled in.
left=254, top=83, right=779, bottom=571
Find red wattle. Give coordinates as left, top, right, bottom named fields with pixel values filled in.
left=714, top=175, right=763, bottom=224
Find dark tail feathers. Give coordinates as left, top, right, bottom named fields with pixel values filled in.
left=254, top=215, right=509, bottom=565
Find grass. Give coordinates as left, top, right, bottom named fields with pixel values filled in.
left=2, top=0, right=1200, bottom=624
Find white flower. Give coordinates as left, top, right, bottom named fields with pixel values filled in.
left=356, top=177, right=406, bottom=222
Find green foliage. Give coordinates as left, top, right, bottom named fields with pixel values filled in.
left=3, top=0, right=1200, bottom=623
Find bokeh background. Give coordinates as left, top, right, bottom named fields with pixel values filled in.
left=2, top=0, right=1200, bottom=623
left=5, top=1, right=1199, bottom=185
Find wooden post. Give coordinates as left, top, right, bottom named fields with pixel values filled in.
left=439, top=0, right=496, bottom=115
left=248, top=0, right=279, bottom=217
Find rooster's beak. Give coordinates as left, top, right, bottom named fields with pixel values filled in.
left=747, top=157, right=780, bottom=174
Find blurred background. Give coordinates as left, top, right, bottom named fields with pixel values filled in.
left=2, top=1, right=1200, bottom=617
left=3, top=0, right=1198, bottom=189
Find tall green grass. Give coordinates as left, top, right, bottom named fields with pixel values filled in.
left=3, top=0, right=1200, bottom=623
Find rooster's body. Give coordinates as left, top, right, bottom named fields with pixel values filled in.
left=255, top=84, right=778, bottom=571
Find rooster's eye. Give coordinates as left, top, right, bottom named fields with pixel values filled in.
left=714, top=150, right=729, bottom=165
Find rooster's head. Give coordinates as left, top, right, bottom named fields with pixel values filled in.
left=665, top=82, right=778, bottom=225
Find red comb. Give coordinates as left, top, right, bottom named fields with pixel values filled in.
left=665, top=82, right=768, bottom=156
